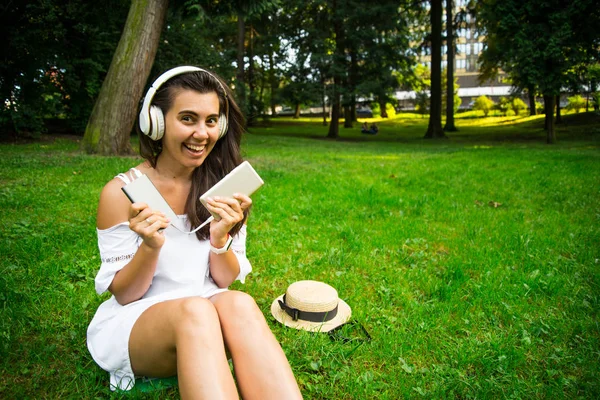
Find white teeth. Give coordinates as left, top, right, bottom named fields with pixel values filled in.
left=185, top=144, right=204, bottom=152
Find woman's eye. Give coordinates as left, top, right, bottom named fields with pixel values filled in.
left=181, top=115, right=194, bottom=123
left=207, top=117, right=218, bottom=125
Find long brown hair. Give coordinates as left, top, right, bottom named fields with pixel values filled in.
left=138, top=68, right=248, bottom=241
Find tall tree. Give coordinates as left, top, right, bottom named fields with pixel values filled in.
left=327, top=0, right=344, bottom=139
left=444, top=0, right=457, bottom=132
left=425, top=0, right=446, bottom=138
left=83, top=0, right=168, bottom=154
left=476, top=0, right=600, bottom=143
left=236, top=13, right=247, bottom=116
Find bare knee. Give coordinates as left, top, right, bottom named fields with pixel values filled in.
left=175, top=297, right=221, bottom=339
left=212, top=291, right=264, bottom=329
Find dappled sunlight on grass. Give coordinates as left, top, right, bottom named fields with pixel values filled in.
left=258, top=111, right=599, bottom=146
left=453, top=114, right=544, bottom=127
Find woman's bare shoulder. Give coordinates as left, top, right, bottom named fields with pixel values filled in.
left=96, top=177, right=132, bottom=230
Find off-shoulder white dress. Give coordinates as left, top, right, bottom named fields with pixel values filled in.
left=86, top=170, right=252, bottom=391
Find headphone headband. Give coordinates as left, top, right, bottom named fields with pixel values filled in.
left=139, top=66, right=229, bottom=140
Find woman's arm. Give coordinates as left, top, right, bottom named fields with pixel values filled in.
left=97, top=178, right=170, bottom=305
left=205, top=194, right=252, bottom=288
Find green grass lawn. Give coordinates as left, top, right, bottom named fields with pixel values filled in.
left=1, top=112, right=599, bottom=398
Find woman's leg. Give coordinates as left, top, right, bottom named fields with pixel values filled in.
left=129, top=297, right=238, bottom=399
left=210, top=291, right=303, bottom=400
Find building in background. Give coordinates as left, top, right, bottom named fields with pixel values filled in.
left=396, top=0, right=513, bottom=110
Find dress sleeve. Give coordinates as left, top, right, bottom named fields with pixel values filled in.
left=230, top=224, right=252, bottom=284
left=94, top=222, right=142, bottom=294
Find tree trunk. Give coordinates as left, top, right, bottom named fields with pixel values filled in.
left=585, top=86, right=590, bottom=112
left=83, top=0, right=168, bottom=155
left=343, top=106, right=352, bottom=128
left=294, top=103, right=300, bottom=119
left=349, top=49, right=358, bottom=124
left=321, top=75, right=327, bottom=126
left=248, top=24, right=257, bottom=126
left=544, top=94, right=556, bottom=144
left=528, top=87, right=536, bottom=116
left=425, top=0, right=446, bottom=139
left=236, top=14, right=246, bottom=116
left=327, top=0, right=343, bottom=139
left=269, top=50, right=277, bottom=116
left=258, top=55, right=266, bottom=119
left=555, top=94, right=562, bottom=124
left=379, top=100, right=388, bottom=118
left=444, top=0, right=457, bottom=132
left=328, top=79, right=341, bottom=138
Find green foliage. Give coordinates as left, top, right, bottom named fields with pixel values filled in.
left=441, top=69, right=461, bottom=115
left=412, top=64, right=431, bottom=92
left=496, top=97, right=527, bottom=117
left=566, top=95, right=586, bottom=113
left=414, top=92, right=430, bottom=115
left=592, top=92, right=600, bottom=111
left=411, top=65, right=431, bottom=116
left=512, top=98, right=528, bottom=115
left=473, top=95, right=495, bottom=117
left=0, top=0, right=129, bottom=138
left=153, top=9, right=237, bottom=83
left=536, top=101, right=545, bottom=113
left=476, top=0, right=599, bottom=102
left=371, top=103, right=397, bottom=118
left=496, top=97, right=511, bottom=116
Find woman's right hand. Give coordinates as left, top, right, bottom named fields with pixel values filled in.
left=128, top=202, right=171, bottom=249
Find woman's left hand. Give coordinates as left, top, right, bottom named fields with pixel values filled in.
left=205, top=193, right=252, bottom=246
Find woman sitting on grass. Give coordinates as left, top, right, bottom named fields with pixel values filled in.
left=86, top=66, right=302, bottom=399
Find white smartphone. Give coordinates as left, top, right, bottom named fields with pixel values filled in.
left=121, top=174, right=179, bottom=222
left=199, top=161, right=264, bottom=219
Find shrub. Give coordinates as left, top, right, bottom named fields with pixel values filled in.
left=385, top=103, right=396, bottom=118
left=414, top=91, right=430, bottom=116
left=473, top=95, right=494, bottom=117
left=512, top=98, right=527, bottom=115
left=497, top=97, right=511, bottom=116
left=371, top=103, right=396, bottom=118
left=566, top=95, right=585, bottom=113
left=536, top=101, right=544, bottom=113
left=591, top=92, right=600, bottom=111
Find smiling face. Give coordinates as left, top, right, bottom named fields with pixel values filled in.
left=159, top=89, right=221, bottom=171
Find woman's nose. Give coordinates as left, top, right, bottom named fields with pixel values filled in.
left=193, top=123, right=209, bottom=138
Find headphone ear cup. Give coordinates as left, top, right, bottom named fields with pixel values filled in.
left=148, top=105, right=165, bottom=141
left=218, top=113, right=228, bottom=139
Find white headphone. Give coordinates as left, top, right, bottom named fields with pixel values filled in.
left=139, top=66, right=229, bottom=141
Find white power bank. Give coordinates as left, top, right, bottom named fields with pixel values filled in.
left=121, top=174, right=179, bottom=222
left=199, top=161, right=264, bottom=219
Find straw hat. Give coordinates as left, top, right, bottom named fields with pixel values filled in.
left=270, top=280, right=352, bottom=332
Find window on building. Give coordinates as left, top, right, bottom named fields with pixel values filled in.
left=466, top=58, right=477, bottom=72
